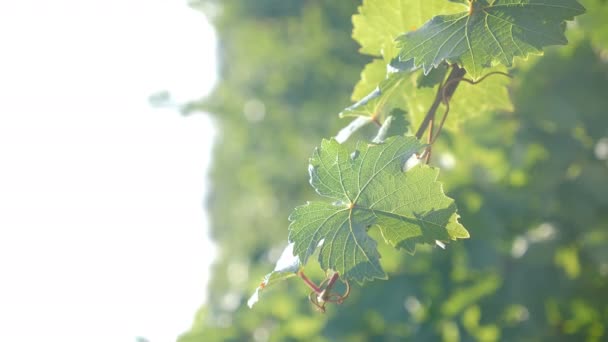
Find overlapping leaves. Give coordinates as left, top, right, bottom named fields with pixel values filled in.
left=340, top=61, right=413, bottom=120
left=353, top=0, right=463, bottom=60
left=396, top=0, right=586, bottom=79
left=346, top=58, right=512, bottom=131
left=347, top=0, right=515, bottom=132
left=406, top=66, right=513, bottom=129
left=288, top=136, right=469, bottom=283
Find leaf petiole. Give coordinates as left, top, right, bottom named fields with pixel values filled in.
left=297, top=270, right=322, bottom=294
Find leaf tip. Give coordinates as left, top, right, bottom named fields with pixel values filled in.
left=435, top=240, right=446, bottom=249
left=247, top=286, right=262, bottom=308
left=448, top=217, right=470, bottom=240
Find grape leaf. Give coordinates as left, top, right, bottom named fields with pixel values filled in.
left=353, top=0, right=464, bottom=60
left=288, top=136, right=469, bottom=284
left=396, top=0, right=586, bottom=79
left=351, top=59, right=387, bottom=101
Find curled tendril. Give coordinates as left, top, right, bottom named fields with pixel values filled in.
left=421, top=69, right=512, bottom=164
left=300, top=271, right=350, bottom=313
left=433, top=70, right=512, bottom=144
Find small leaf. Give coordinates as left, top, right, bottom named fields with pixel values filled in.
left=288, top=136, right=469, bottom=284
left=397, top=0, right=586, bottom=79
left=247, top=243, right=300, bottom=308
left=340, top=70, right=410, bottom=120
left=373, top=109, right=410, bottom=143
left=335, top=117, right=374, bottom=144
left=352, top=59, right=387, bottom=101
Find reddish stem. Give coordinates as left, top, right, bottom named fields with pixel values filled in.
left=324, top=272, right=340, bottom=291
left=298, top=270, right=322, bottom=294
left=371, top=117, right=381, bottom=127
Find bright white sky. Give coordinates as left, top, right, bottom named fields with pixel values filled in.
left=0, top=1, right=217, bottom=341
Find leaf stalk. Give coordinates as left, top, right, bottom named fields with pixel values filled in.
left=415, top=64, right=466, bottom=140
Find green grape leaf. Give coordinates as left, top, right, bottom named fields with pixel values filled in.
left=288, top=136, right=469, bottom=284
left=396, top=0, right=586, bottom=79
left=351, top=59, right=387, bottom=101
left=353, top=0, right=464, bottom=60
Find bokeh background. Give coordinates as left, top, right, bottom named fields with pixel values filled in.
left=180, top=0, right=608, bottom=341
left=0, top=1, right=217, bottom=341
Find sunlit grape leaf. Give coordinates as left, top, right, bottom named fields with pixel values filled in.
left=288, top=136, right=469, bottom=284
left=351, top=59, right=387, bottom=101
left=396, top=0, right=585, bottom=79
left=353, top=0, right=464, bottom=60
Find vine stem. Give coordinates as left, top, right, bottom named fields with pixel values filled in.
left=415, top=66, right=512, bottom=152
left=430, top=70, right=512, bottom=144
left=298, top=270, right=341, bottom=295
left=415, top=64, right=466, bottom=140
left=425, top=112, right=435, bottom=164
left=298, top=270, right=322, bottom=293
left=321, top=271, right=341, bottom=293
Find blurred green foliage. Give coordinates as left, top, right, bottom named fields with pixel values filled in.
left=180, top=0, right=608, bottom=341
